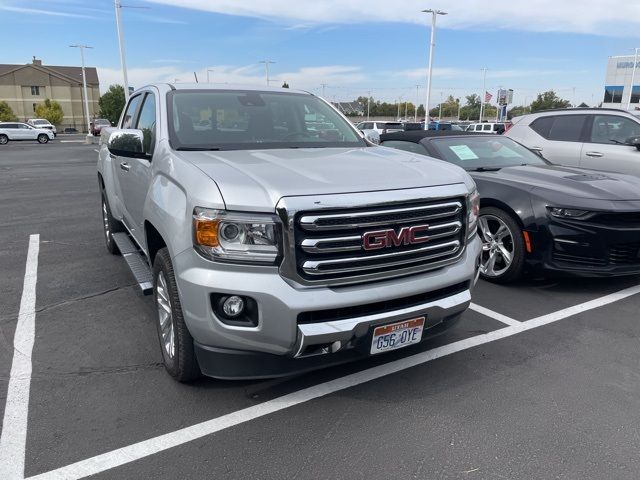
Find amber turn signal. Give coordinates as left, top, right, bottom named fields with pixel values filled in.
left=194, top=219, right=220, bottom=247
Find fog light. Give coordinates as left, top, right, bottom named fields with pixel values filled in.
left=222, top=296, right=244, bottom=317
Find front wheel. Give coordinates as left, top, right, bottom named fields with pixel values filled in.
left=478, top=207, right=525, bottom=283
left=0, top=134, right=8, bottom=145
left=37, top=134, right=49, bottom=144
left=153, top=248, right=201, bottom=382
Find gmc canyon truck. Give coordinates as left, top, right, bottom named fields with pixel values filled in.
left=98, top=84, right=481, bottom=382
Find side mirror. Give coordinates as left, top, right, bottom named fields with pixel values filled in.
left=107, top=129, right=149, bottom=159
left=625, top=136, right=640, bottom=150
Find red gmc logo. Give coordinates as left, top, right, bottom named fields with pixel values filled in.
left=362, top=225, right=430, bottom=250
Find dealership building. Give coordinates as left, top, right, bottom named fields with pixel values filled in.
left=603, top=54, right=640, bottom=110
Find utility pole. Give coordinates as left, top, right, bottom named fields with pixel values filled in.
left=114, top=0, right=130, bottom=101
left=321, top=83, right=327, bottom=98
left=259, top=60, right=275, bottom=86
left=628, top=48, right=640, bottom=110
left=422, top=9, right=447, bottom=130
left=479, top=68, right=488, bottom=122
left=69, top=44, right=93, bottom=142
left=415, top=85, right=420, bottom=122
left=207, top=69, right=215, bottom=83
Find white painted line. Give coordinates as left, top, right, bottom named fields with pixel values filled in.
left=0, top=235, right=40, bottom=480
left=26, top=283, right=640, bottom=480
left=93, top=149, right=99, bottom=153
left=469, top=303, right=521, bottom=326
left=59, top=140, right=84, bottom=143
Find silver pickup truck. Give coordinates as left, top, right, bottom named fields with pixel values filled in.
left=98, top=84, right=481, bottom=381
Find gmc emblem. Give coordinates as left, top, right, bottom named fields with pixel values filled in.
left=362, top=225, right=430, bottom=250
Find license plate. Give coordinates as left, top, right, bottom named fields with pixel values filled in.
left=370, top=317, right=425, bottom=355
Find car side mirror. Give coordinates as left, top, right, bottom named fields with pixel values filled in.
left=107, top=129, right=150, bottom=159
left=625, top=136, right=640, bottom=151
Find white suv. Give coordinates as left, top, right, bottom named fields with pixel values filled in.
left=505, top=108, right=640, bottom=176
left=27, top=118, right=57, bottom=136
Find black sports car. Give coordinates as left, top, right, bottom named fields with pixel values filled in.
left=379, top=130, right=640, bottom=283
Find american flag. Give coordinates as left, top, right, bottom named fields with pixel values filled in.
left=484, top=91, right=493, bottom=102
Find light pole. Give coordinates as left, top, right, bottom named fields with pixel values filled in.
left=207, top=69, right=215, bottom=83
left=69, top=44, right=93, bottom=142
left=479, top=68, right=488, bottom=121
left=259, top=60, right=275, bottom=86
left=397, top=96, right=402, bottom=120
left=438, top=92, right=443, bottom=120
left=422, top=9, right=447, bottom=130
left=627, top=48, right=640, bottom=110
left=367, top=90, right=371, bottom=120
left=415, top=85, right=420, bottom=122
left=114, top=0, right=130, bottom=101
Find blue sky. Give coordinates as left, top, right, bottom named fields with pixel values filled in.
left=1, top=0, right=639, bottom=108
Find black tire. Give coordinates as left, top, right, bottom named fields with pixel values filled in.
left=478, top=207, right=526, bottom=283
left=101, top=190, right=125, bottom=255
left=37, top=134, right=49, bottom=144
left=153, top=248, right=201, bottom=382
left=0, top=134, right=8, bottom=145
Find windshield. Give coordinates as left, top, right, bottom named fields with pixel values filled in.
left=33, top=120, right=48, bottom=125
left=429, top=136, right=547, bottom=170
left=168, top=90, right=365, bottom=150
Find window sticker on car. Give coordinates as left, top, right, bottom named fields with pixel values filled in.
left=448, top=145, right=479, bottom=160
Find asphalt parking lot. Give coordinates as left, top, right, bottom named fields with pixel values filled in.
left=1, top=140, right=640, bottom=480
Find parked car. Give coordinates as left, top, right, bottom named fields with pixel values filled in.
left=27, top=118, right=57, bottom=136
left=403, top=122, right=424, bottom=131
left=506, top=108, right=640, bottom=177
left=356, top=121, right=404, bottom=135
left=0, top=122, right=55, bottom=144
left=428, top=121, right=453, bottom=131
left=91, top=118, right=112, bottom=136
left=379, top=130, right=640, bottom=282
left=466, top=122, right=507, bottom=134
left=98, top=84, right=481, bottom=381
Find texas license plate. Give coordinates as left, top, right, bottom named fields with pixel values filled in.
left=370, top=317, right=425, bottom=355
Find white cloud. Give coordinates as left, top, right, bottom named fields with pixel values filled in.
left=0, top=4, right=96, bottom=18
left=142, top=0, right=640, bottom=36
left=96, top=64, right=366, bottom=93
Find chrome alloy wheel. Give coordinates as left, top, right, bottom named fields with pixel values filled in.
left=102, top=200, right=110, bottom=241
left=478, top=214, right=515, bottom=278
left=156, top=271, right=175, bottom=358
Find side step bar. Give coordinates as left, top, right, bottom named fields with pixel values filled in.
left=112, top=232, right=153, bottom=295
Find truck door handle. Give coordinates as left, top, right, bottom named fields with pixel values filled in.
left=120, top=161, right=131, bottom=172
left=585, top=151, right=604, bottom=158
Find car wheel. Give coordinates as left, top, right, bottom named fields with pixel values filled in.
left=153, top=248, right=201, bottom=382
left=101, top=190, right=125, bottom=255
left=37, top=134, right=49, bottom=144
left=0, top=134, right=8, bottom=145
left=477, top=207, right=525, bottom=283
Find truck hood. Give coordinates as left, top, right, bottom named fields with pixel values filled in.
left=179, top=147, right=470, bottom=211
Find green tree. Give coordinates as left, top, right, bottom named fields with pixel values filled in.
left=530, top=90, right=571, bottom=113
left=429, top=95, right=460, bottom=119
left=507, top=105, right=529, bottom=119
left=0, top=101, right=17, bottom=122
left=282, top=81, right=289, bottom=88
left=99, top=85, right=126, bottom=126
left=35, top=99, right=64, bottom=125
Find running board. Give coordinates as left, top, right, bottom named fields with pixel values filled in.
left=112, top=232, right=153, bottom=295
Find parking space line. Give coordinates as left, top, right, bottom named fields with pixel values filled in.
left=25, top=282, right=640, bottom=480
left=469, top=303, right=521, bottom=326
left=0, top=235, right=40, bottom=480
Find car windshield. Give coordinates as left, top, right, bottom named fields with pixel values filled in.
left=168, top=89, right=365, bottom=150
left=429, top=136, right=547, bottom=170
left=382, top=123, right=403, bottom=129
left=33, top=120, right=47, bottom=125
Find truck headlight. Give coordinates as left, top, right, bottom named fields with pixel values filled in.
left=193, top=207, right=280, bottom=264
left=466, top=189, right=480, bottom=240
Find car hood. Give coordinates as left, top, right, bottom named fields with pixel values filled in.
left=179, top=147, right=471, bottom=211
left=472, top=164, right=640, bottom=201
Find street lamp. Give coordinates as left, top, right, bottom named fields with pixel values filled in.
left=627, top=48, right=640, bottom=110
left=114, top=0, right=130, bottom=101
left=479, top=68, right=488, bottom=121
left=422, top=9, right=447, bottom=130
left=259, top=60, right=275, bottom=86
left=69, top=44, right=93, bottom=142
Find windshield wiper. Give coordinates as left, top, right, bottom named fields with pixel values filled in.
left=468, top=166, right=502, bottom=172
left=176, top=147, right=221, bottom=151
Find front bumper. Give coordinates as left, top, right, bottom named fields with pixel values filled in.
left=173, top=236, right=481, bottom=378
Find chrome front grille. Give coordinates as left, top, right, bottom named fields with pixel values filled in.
left=276, top=190, right=468, bottom=286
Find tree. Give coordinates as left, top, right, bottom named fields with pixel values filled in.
left=282, top=81, right=289, bottom=88
left=0, top=101, right=17, bottom=122
left=529, top=90, right=571, bottom=113
left=99, top=85, right=126, bottom=126
left=429, top=95, right=460, bottom=119
left=507, top=105, right=528, bottom=119
left=35, top=99, right=64, bottom=125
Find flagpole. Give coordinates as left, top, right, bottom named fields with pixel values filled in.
left=479, top=68, right=487, bottom=122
